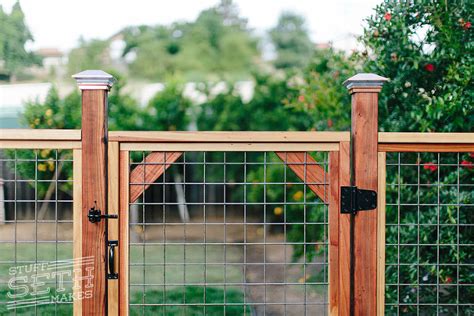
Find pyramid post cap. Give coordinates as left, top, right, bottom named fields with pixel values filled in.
left=343, top=73, right=389, bottom=90
left=72, top=70, right=115, bottom=90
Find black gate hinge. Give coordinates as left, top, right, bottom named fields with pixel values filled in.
left=88, top=205, right=118, bottom=223
left=340, top=186, right=377, bottom=214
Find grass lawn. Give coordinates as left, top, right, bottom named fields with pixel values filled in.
left=0, top=243, right=250, bottom=315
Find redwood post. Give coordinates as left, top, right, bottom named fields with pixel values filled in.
left=344, top=73, right=387, bottom=315
left=73, top=70, right=115, bottom=315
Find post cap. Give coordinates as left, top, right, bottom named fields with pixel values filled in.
left=72, top=70, right=115, bottom=90
left=343, top=73, right=388, bottom=91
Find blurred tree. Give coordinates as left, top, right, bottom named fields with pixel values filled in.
left=67, top=38, right=111, bottom=76
left=287, top=48, right=359, bottom=131
left=9, top=71, right=143, bottom=217
left=0, top=1, right=40, bottom=81
left=125, top=0, right=259, bottom=80
left=143, top=80, right=191, bottom=131
left=359, top=1, right=473, bottom=132
left=269, top=12, right=314, bottom=69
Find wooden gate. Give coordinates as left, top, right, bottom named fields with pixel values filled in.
left=1, top=70, right=472, bottom=315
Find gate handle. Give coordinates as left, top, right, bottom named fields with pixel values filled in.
left=108, top=240, right=118, bottom=279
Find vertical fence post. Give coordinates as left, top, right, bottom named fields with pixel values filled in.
left=73, top=70, right=115, bottom=315
left=344, top=73, right=387, bottom=315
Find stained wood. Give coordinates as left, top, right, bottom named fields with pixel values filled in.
left=109, top=131, right=350, bottom=143
left=73, top=149, right=82, bottom=316
left=377, top=152, right=386, bottom=316
left=81, top=89, right=107, bottom=315
left=129, top=152, right=182, bottom=203
left=0, top=128, right=81, bottom=140
left=121, top=142, right=339, bottom=152
left=379, top=132, right=474, bottom=143
left=108, top=142, right=119, bottom=315
left=352, top=92, right=378, bottom=315
left=378, top=143, right=474, bottom=152
left=119, top=151, right=130, bottom=316
left=329, top=151, right=339, bottom=315
left=275, top=152, right=328, bottom=203
left=338, top=141, right=351, bottom=316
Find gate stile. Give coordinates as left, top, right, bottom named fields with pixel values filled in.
left=0, top=70, right=472, bottom=315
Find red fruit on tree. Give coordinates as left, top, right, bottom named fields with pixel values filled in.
left=424, top=64, right=435, bottom=72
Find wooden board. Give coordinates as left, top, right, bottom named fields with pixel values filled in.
left=0, top=140, right=81, bottom=149
left=73, top=149, right=82, bottom=316
left=119, top=151, right=130, bottom=316
left=109, top=131, right=350, bottom=142
left=108, top=142, right=120, bottom=315
left=0, top=128, right=81, bottom=140
left=379, top=132, right=474, bottom=143
left=121, top=142, right=339, bottom=152
left=377, top=152, right=386, bottom=315
left=129, top=152, right=182, bottom=203
left=81, top=89, right=107, bottom=315
left=338, top=141, right=351, bottom=316
left=378, top=143, right=474, bottom=152
left=352, top=92, right=378, bottom=315
left=329, top=151, right=339, bottom=315
left=275, top=152, right=328, bottom=203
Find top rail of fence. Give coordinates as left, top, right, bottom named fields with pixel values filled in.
left=1, top=129, right=473, bottom=151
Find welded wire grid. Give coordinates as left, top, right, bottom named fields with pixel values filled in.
left=385, top=152, right=474, bottom=315
left=128, top=151, right=330, bottom=315
left=0, top=149, right=74, bottom=315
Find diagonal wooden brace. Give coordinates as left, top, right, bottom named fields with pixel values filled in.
left=275, top=152, right=328, bottom=203
left=129, top=152, right=183, bottom=203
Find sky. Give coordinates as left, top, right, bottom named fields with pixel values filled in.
left=1, top=0, right=381, bottom=52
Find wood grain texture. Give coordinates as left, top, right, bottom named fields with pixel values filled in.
left=329, top=151, right=339, bottom=315
left=0, top=140, right=81, bottom=149
left=338, top=141, right=351, bottom=316
left=108, top=142, right=119, bottom=316
left=379, top=132, right=474, bottom=143
left=81, top=89, right=107, bottom=315
left=377, top=152, right=386, bottom=316
left=119, top=151, right=130, bottom=316
left=0, top=128, right=81, bottom=140
left=378, top=143, right=474, bottom=152
left=109, top=131, right=350, bottom=142
left=275, top=152, right=328, bottom=203
left=73, top=149, right=82, bottom=316
left=121, top=142, right=339, bottom=152
left=129, top=152, right=182, bottom=203
left=352, top=92, right=378, bottom=315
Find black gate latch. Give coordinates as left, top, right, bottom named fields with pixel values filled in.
left=88, top=206, right=118, bottom=223
left=340, top=186, right=377, bottom=214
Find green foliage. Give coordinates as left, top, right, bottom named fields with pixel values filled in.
left=359, top=1, right=474, bottom=132
left=11, top=71, right=143, bottom=197
left=126, top=0, right=258, bottom=80
left=143, top=81, right=191, bottom=131
left=67, top=38, right=111, bottom=76
left=286, top=48, right=358, bottom=131
left=269, top=12, right=314, bottom=69
left=0, top=1, right=40, bottom=80
left=130, top=286, right=249, bottom=315
left=384, top=152, right=474, bottom=313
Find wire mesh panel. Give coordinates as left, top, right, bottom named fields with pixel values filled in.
left=128, top=151, right=330, bottom=315
left=385, top=152, right=474, bottom=315
left=0, top=149, right=75, bottom=315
